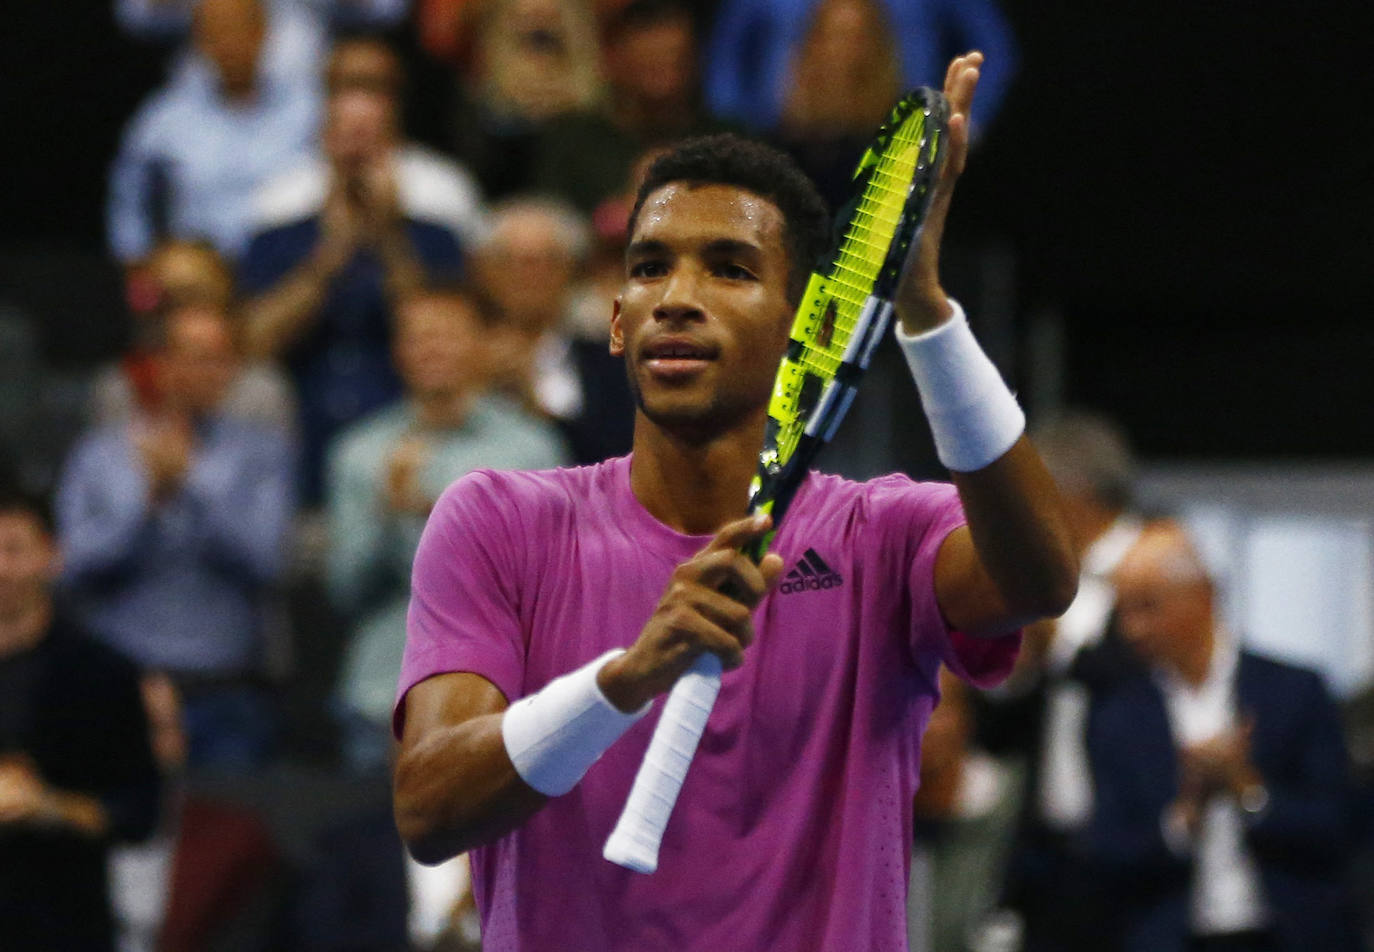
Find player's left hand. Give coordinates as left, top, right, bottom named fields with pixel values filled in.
left=895, top=51, right=982, bottom=334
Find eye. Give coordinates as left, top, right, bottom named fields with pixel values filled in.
left=629, top=259, right=668, bottom=279
left=714, top=262, right=756, bottom=281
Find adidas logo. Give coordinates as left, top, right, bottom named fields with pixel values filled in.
left=779, top=548, right=844, bottom=595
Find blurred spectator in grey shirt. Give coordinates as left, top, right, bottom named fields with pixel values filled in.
left=56, top=304, right=294, bottom=770
left=325, top=288, right=567, bottom=770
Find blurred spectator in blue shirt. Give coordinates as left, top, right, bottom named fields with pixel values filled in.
left=116, top=0, right=409, bottom=95
left=56, top=304, right=295, bottom=771
left=0, top=485, right=161, bottom=952
left=107, top=0, right=320, bottom=266
left=704, top=0, right=1017, bottom=134
left=326, top=288, right=567, bottom=770
left=240, top=50, right=466, bottom=504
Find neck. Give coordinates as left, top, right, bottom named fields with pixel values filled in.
left=0, top=598, right=52, bottom=660
left=1176, top=624, right=1216, bottom=687
left=629, top=411, right=765, bottom=535
left=412, top=389, right=473, bottom=430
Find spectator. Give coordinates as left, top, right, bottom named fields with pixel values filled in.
left=254, top=37, right=488, bottom=252
left=91, top=239, right=298, bottom=435
left=56, top=305, right=295, bottom=771
left=473, top=197, right=634, bottom=464
left=704, top=0, right=1017, bottom=134
left=325, top=289, right=567, bottom=770
left=116, top=0, right=409, bottom=96
left=771, top=0, right=902, bottom=210
left=532, top=0, right=737, bottom=214
left=446, top=0, right=606, bottom=200
left=907, top=669, right=1023, bottom=952
left=1087, top=520, right=1361, bottom=952
left=0, top=485, right=161, bottom=951
left=107, top=0, right=319, bottom=265
left=241, top=67, right=465, bottom=504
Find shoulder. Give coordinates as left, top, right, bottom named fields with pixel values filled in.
left=795, top=470, right=962, bottom=534
left=432, top=459, right=614, bottom=532
left=253, top=155, right=328, bottom=230
left=471, top=396, right=567, bottom=447
left=396, top=145, right=487, bottom=232
left=1239, top=649, right=1330, bottom=699
left=121, top=84, right=192, bottom=144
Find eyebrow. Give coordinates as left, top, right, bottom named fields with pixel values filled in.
left=625, top=238, right=764, bottom=259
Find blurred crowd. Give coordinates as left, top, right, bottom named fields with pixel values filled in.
left=0, top=1, right=1370, bottom=951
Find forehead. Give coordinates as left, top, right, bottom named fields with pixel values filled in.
left=632, top=183, right=786, bottom=255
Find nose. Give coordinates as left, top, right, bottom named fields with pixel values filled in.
left=652, top=266, right=705, bottom=324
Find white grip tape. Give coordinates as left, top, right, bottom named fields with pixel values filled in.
left=603, top=652, right=723, bottom=873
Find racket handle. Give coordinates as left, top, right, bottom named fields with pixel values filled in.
left=603, top=652, right=723, bottom=873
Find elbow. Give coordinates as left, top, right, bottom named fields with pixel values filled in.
left=392, top=755, right=470, bottom=866
left=1014, top=549, right=1079, bottom=621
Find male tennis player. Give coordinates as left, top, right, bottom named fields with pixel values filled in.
left=393, top=53, right=1077, bottom=951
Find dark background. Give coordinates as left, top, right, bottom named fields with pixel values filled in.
left=3, top=0, right=1371, bottom=459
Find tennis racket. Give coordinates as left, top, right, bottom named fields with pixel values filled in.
left=603, top=87, right=950, bottom=874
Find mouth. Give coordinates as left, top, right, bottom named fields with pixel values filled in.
left=641, top=337, right=718, bottom=379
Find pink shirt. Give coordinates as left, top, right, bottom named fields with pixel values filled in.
left=398, top=455, right=1018, bottom=951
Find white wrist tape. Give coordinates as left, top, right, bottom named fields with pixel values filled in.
left=895, top=299, right=1025, bottom=472
left=502, top=649, right=651, bottom=796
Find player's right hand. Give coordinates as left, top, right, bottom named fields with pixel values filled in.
left=597, top=514, right=785, bottom=712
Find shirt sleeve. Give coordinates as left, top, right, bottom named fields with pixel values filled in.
left=394, top=471, right=527, bottom=737
left=876, top=476, right=1021, bottom=688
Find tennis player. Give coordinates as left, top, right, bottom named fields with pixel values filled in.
left=393, top=53, right=1076, bottom=951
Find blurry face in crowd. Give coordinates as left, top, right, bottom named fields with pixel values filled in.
left=157, top=306, right=239, bottom=414
left=475, top=210, right=579, bottom=332
left=148, top=242, right=235, bottom=313
left=609, top=14, right=696, bottom=106
left=806, top=0, right=882, bottom=75
left=612, top=183, right=792, bottom=437
left=324, top=89, right=398, bottom=177
left=1113, top=525, right=1215, bottom=673
left=194, top=0, right=266, bottom=96
left=326, top=40, right=402, bottom=97
left=394, top=295, right=485, bottom=400
left=0, top=511, right=57, bottom=622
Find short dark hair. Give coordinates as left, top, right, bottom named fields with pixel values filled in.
left=0, top=482, right=54, bottom=537
left=628, top=134, right=831, bottom=303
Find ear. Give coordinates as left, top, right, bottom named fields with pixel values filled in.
left=609, top=297, right=625, bottom=356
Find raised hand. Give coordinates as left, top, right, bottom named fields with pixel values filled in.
left=895, top=50, right=984, bottom=333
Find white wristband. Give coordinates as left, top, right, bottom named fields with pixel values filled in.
left=895, top=299, right=1025, bottom=472
left=502, top=649, right=651, bottom=796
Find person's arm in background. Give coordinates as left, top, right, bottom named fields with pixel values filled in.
left=184, top=425, right=295, bottom=586
left=56, top=435, right=157, bottom=585
left=324, top=432, right=401, bottom=620
left=107, top=110, right=164, bottom=267
left=240, top=209, right=357, bottom=360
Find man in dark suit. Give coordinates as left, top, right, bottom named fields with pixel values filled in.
left=0, top=485, right=161, bottom=951
left=1086, top=520, right=1360, bottom=952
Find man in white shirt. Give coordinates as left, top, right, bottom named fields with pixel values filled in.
left=1086, top=521, right=1359, bottom=952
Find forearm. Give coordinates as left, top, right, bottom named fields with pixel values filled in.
left=951, top=438, right=1078, bottom=618
left=393, top=711, right=546, bottom=864
left=243, top=248, right=343, bottom=359
left=376, top=225, right=427, bottom=304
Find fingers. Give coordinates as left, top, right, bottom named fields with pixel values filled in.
left=684, top=546, right=773, bottom=608
left=702, top=512, right=773, bottom=555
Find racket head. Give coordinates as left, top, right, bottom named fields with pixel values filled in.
left=744, top=88, right=949, bottom=560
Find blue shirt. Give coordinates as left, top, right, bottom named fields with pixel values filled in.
left=704, top=0, right=1018, bottom=132
left=106, top=66, right=319, bottom=262
left=56, top=416, right=295, bottom=675
left=239, top=215, right=464, bottom=504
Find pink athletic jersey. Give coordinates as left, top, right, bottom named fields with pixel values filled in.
left=397, top=454, right=1019, bottom=952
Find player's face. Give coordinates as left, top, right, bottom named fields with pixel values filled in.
left=612, top=183, right=793, bottom=439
